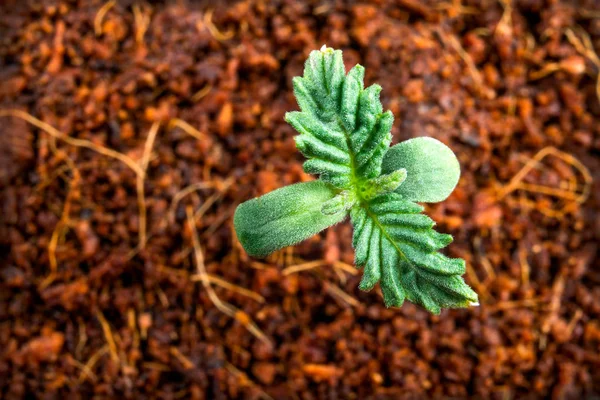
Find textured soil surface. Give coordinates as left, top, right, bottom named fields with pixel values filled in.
left=1, top=0, right=600, bottom=398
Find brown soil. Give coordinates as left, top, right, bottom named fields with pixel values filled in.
left=1, top=0, right=599, bottom=398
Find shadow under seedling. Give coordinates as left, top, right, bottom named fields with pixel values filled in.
left=234, top=46, right=478, bottom=314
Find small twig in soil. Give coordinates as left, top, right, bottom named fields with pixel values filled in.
left=281, top=255, right=359, bottom=281
left=35, top=163, right=70, bottom=192
left=140, top=122, right=160, bottom=173
left=565, top=27, right=600, bottom=103
left=203, top=9, right=234, bottom=41
left=516, top=182, right=583, bottom=201
left=206, top=203, right=236, bottom=235
left=136, top=122, right=160, bottom=250
left=248, top=261, right=275, bottom=270
left=169, top=347, right=195, bottom=370
left=324, top=282, right=361, bottom=308
left=332, top=266, right=347, bottom=283
left=192, top=177, right=234, bottom=222
left=169, top=179, right=235, bottom=260
left=168, top=118, right=207, bottom=141
left=156, top=286, right=170, bottom=308
left=282, top=260, right=327, bottom=276
left=133, top=4, right=151, bottom=45
left=543, top=273, right=565, bottom=330
left=436, top=29, right=492, bottom=99
left=46, top=21, right=65, bottom=74
left=332, top=261, right=359, bottom=276
left=529, top=55, right=586, bottom=80
left=159, top=264, right=189, bottom=278
left=480, top=256, right=496, bottom=281
left=495, top=0, right=512, bottom=38
left=282, top=257, right=357, bottom=285
left=566, top=309, right=583, bottom=337
left=68, top=355, right=98, bottom=383
left=540, top=271, right=565, bottom=349
left=497, top=146, right=592, bottom=218
left=152, top=178, right=231, bottom=248
left=44, top=141, right=81, bottom=286
left=96, top=310, right=119, bottom=363
left=77, top=345, right=109, bottom=383
left=94, top=0, right=116, bottom=36
left=191, top=274, right=265, bottom=303
left=191, top=84, right=213, bottom=102
left=187, top=207, right=272, bottom=347
left=194, top=193, right=221, bottom=221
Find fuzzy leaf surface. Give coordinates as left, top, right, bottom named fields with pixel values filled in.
left=234, top=181, right=346, bottom=258
left=351, top=192, right=478, bottom=314
left=285, top=48, right=393, bottom=189
left=381, top=137, right=460, bottom=203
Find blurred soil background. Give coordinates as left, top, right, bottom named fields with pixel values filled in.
left=1, top=0, right=600, bottom=398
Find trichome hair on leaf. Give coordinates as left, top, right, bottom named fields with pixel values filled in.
left=233, top=46, right=477, bottom=314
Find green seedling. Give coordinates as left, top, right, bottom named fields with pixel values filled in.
left=234, top=46, right=478, bottom=314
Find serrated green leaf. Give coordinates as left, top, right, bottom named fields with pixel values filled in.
left=350, top=192, right=478, bottom=314
left=234, top=181, right=346, bottom=258
left=381, top=137, right=460, bottom=203
left=285, top=47, right=393, bottom=188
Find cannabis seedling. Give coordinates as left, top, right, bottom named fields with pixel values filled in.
left=234, top=47, right=478, bottom=314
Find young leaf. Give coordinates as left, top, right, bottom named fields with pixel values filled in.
left=351, top=192, right=478, bottom=314
left=381, top=137, right=460, bottom=203
left=321, top=190, right=357, bottom=215
left=234, top=181, right=346, bottom=258
left=358, top=168, right=407, bottom=201
left=285, top=47, right=393, bottom=189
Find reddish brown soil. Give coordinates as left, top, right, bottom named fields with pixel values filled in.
left=1, top=0, right=600, bottom=398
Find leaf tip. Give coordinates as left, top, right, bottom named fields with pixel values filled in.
left=283, top=111, right=293, bottom=124
left=294, top=135, right=306, bottom=151
left=319, top=44, right=333, bottom=53
left=358, top=281, right=375, bottom=292
left=383, top=296, right=404, bottom=308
